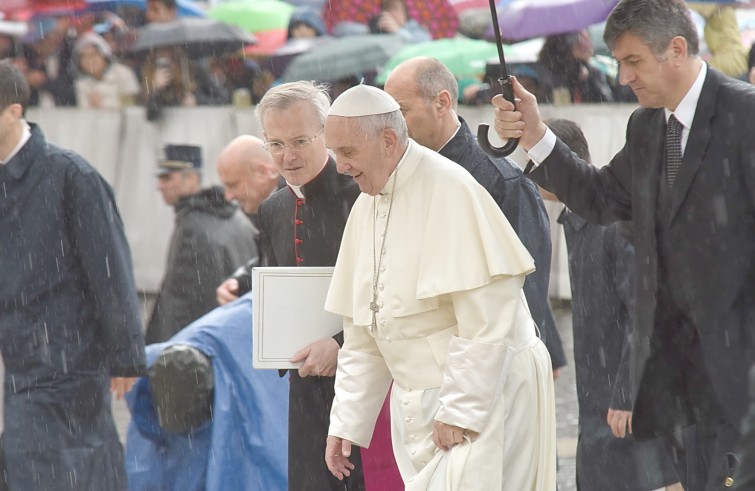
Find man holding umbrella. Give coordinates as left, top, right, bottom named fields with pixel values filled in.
left=493, top=0, right=755, bottom=488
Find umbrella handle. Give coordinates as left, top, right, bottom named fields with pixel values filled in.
left=478, top=75, right=519, bottom=158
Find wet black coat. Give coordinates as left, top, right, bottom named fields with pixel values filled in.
left=440, top=119, right=566, bottom=369
left=529, top=68, right=755, bottom=440
left=257, top=159, right=364, bottom=491
left=560, top=211, right=676, bottom=490
left=146, top=186, right=257, bottom=344
left=0, top=124, right=146, bottom=490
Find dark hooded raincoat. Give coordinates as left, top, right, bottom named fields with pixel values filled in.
left=0, top=123, right=146, bottom=491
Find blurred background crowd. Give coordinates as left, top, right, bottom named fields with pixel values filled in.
left=1, top=0, right=755, bottom=119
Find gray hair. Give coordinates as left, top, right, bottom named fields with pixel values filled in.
left=351, top=110, right=409, bottom=145
left=256, top=81, right=331, bottom=129
left=413, top=58, right=458, bottom=109
left=604, top=0, right=699, bottom=58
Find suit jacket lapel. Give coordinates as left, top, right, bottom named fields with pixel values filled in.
left=669, top=69, right=718, bottom=222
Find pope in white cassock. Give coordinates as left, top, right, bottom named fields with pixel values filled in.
left=323, top=84, right=557, bottom=490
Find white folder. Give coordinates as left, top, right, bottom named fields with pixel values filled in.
left=252, top=266, right=342, bottom=369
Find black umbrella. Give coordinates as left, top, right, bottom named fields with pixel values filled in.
left=478, top=0, right=519, bottom=158
left=132, top=18, right=256, bottom=58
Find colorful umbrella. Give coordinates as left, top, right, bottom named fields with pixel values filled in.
left=208, top=0, right=294, bottom=34
left=86, top=0, right=206, bottom=17
left=282, top=33, right=404, bottom=83
left=488, top=0, right=619, bottom=42
left=322, top=0, right=459, bottom=40
left=375, top=37, right=522, bottom=84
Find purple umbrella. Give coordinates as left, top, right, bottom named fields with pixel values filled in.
left=489, top=0, right=619, bottom=42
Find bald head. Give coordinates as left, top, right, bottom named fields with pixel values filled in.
left=216, top=135, right=279, bottom=214
left=383, top=57, right=460, bottom=150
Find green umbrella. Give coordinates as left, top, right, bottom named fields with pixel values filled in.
left=376, top=36, right=520, bottom=85
left=208, top=0, right=294, bottom=33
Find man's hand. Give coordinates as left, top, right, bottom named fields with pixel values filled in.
left=110, top=377, right=137, bottom=400
left=432, top=420, right=466, bottom=451
left=491, top=76, right=548, bottom=151
left=216, top=278, right=239, bottom=305
left=291, top=337, right=339, bottom=377
left=325, top=435, right=355, bottom=480
left=607, top=408, right=633, bottom=438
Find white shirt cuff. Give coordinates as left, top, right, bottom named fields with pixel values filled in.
left=525, top=128, right=557, bottom=167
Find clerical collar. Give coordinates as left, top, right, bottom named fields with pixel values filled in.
left=379, top=141, right=412, bottom=196
left=1, top=121, right=31, bottom=165
left=289, top=184, right=304, bottom=199
left=437, top=111, right=462, bottom=152
left=664, top=62, right=706, bottom=129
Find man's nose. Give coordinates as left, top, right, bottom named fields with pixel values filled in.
left=619, top=65, right=633, bottom=86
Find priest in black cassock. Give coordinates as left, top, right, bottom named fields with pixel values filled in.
left=254, top=81, right=364, bottom=491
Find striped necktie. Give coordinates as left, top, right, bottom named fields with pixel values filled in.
left=665, top=114, right=683, bottom=187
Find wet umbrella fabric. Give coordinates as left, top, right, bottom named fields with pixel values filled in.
left=281, top=33, right=404, bottom=83
left=267, top=36, right=334, bottom=78
left=207, top=0, right=294, bottom=33
left=132, top=18, right=256, bottom=58
left=322, top=0, right=459, bottom=40
left=376, top=37, right=521, bottom=84
left=488, top=0, right=619, bottom=42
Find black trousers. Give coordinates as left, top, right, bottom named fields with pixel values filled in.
left=643, top=303, right=739, bottom=490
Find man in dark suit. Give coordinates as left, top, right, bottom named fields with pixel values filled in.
left=492, top=0, right=755, bottom=489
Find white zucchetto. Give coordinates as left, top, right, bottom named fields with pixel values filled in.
left=328, top=84, right=400, bottom=117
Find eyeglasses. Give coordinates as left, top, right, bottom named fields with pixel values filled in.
left=264, top=128, right=323, bottom=155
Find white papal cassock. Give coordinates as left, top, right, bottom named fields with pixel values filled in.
left=326, top=140, right=557, bottom=490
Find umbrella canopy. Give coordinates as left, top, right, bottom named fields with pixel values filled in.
left=375, top=37, right=522, bottom=84
left=86, top=0, right=206, bottom=17
left=488, top=0, right=619, bottom=42
left=208, top=0, right=294, bottom=34
left=282, top=33, right=404, bottom=83
left=266, top=36, right=334, bottom=78
left=1, top=0, right=205, bottom=18
left=322, top=0, right=459, bottom=40
left=132, top=17, right=255, bottom=57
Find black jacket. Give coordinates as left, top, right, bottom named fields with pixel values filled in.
left=440, top=119, right=566, bottom=369
left=0, top=123, right=146, bottom=489
left=146, top=186, right=257, bottom=344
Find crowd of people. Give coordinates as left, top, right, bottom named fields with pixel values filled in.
left=3, top=0, right=754, bottom=118
left=3, top=0, right=755, bottom=490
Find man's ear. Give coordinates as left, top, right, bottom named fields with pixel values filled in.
left=669, top=36, right=689, bottom=64
left=4, top=103, right=23, bottom=120
left=435, top=90, right=453, bottom=116
left=383, top=127, right=399, bottom=155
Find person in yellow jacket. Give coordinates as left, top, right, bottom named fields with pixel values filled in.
left=689, top=3, right=749, bottom=78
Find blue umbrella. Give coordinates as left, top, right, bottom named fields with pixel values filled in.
left=86, top=0, right=206, bottom=17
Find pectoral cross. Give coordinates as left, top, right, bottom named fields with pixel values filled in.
left=370, top=300, right=379, bottom=331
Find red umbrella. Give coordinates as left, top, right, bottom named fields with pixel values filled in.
left=1, top=0, right=86, bottom=16
left=322, top=0, right=459, bottom=40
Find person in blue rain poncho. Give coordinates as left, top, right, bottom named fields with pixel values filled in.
left=125, top=293, right=289, bottom=491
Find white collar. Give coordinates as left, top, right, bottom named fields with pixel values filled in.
left=664, top=62, right=707, bottom=129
